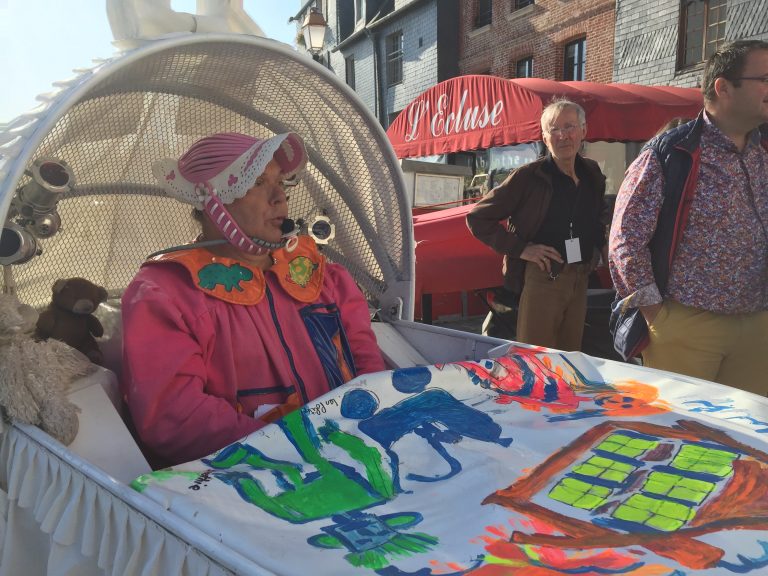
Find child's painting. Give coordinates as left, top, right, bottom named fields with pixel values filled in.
left=133, top=346, right=768, bottom=575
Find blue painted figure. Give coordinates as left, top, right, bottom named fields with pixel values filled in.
left=342, top=382, right=513, bottom=489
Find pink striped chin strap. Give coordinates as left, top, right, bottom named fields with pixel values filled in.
left=202, top=189, right=285, bottom=256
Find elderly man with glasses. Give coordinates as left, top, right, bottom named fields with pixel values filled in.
left=609, top=39, right=768, bottom=394
left=466, top=99, right=608, bottom=351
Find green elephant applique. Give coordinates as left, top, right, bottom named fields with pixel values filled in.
left=198, top=262, right=254, bottom=292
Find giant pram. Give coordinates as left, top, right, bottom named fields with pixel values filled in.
left=2, top=34, right=768, bottom=576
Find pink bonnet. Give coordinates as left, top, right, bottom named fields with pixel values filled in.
left=152, top=132, right=307, bottom=208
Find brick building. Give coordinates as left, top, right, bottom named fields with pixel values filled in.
left=294, top=0, right=460, bottom=128
left=614, top=0, right=768, bottom=87
left=459, top=0, right=615, bottom=83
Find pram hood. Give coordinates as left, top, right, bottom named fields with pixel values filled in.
left=0, top=34, right=414, bottom=320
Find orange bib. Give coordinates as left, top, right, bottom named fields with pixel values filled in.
left=148, top=235, right=325, bottom=305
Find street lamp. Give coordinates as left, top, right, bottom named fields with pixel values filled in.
left=301, top=7, right=327, bottom=60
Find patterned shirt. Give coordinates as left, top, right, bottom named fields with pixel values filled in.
left=609, top=112, right=768, bottom=314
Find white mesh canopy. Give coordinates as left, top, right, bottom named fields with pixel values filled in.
left=0, top=34, right=414, bottom=319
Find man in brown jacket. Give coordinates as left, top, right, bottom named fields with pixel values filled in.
left=466, top=99, right=607, bottom=351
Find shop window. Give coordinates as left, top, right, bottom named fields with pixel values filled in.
left=453, top=150, right=489, bottom=176
left=386, top=31, right=404, bottom=86
left=564, top=37, right=586, bottom=81
left=489, top=144, right=538, bottom=180
left=475, top=0, right=492, bottom=28
left=516, top=56, right=533, bottom=78
left=678, top=0, right=727, bottom=69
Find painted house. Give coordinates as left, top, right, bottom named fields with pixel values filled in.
left=488, top=419, right=768, bottom=570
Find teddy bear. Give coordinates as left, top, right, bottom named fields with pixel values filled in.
left=36, top=277, right=109, bottom=365
left=0, top=292, right=95, bottom=445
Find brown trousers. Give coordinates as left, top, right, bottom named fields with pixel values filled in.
left=516, top=261, right=590, bottom=351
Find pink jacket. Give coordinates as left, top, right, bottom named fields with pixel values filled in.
left=121, top=250, right=384, bottom=466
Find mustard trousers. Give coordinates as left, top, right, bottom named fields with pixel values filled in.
left=516, top=261, right=590, bottom=351
left=643, top=299, right=768, bottom=396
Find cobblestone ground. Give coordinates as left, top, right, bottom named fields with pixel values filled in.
left=434, top=306, right=624, bottom=363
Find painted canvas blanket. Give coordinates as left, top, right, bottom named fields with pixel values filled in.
left=134, top=345, right=768, bottom=575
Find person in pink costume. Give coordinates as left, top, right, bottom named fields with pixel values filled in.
left=122, top=132, right=385, bottom=467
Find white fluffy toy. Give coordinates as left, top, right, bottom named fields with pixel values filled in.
left=0, top=293, right=95, bottom=445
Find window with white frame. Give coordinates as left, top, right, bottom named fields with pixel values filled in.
left=679, top=0, right=727, bottom=68
left=564, top=38, right=586, bottom=81
left=516, top=56, right=533, bottom=78
left=386, top=31, right=404, bottom=86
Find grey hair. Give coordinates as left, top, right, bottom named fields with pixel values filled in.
left=540, top=99, right=586, bottom=132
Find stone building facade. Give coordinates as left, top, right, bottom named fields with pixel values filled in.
left=614, top=0, right=768, bottom=87
left=295, top=0, right=459, bottom=128
left=459, top=0, right=616, bottom=83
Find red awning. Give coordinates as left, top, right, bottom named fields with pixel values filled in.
left=387, top=76, right=703, bottom=158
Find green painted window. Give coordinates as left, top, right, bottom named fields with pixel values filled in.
left=613, top=494, right=695, bottom=531
left=595, top=434, right=659, bottom=458
left=573, top=456, right=635, bottom=483
left=643, top=471, right=715, bottom=504
left=549, top=477, right=612, bottom=510
left=671, top=444, right=737, bottom=477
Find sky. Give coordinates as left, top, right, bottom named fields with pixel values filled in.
left=0, top=1, right=300, bottom=123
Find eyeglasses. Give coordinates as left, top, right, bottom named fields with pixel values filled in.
left=734, top=76, right=768, bottom=84
left=546, top=124, right=581, bottom=137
